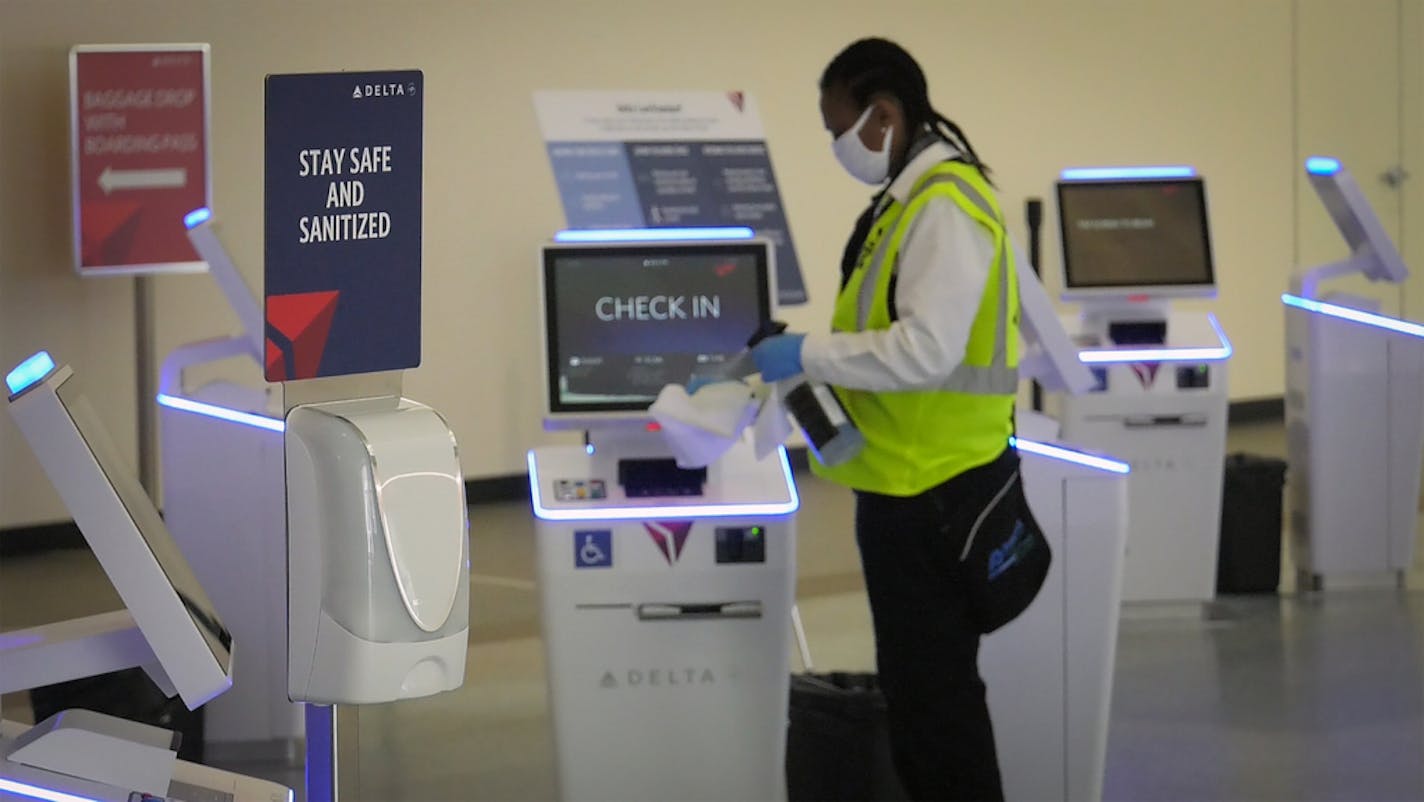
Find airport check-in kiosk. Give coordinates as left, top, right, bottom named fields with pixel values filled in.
left=985, top=251, right=1130, bottom=802
left=1283, top=157, right=1422, bottom=588
left=527, top=226, right=1131, bottom=802
left=1052, top=167, right=1232, bottom=605
left=157, top=208, right=301, bottom=758
left=2, top=353, right=291, bottom=802
left=528, top=232, right=798, bottom=802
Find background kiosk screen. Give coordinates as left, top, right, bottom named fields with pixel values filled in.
left=1058, top=178, right=1214, bottom=291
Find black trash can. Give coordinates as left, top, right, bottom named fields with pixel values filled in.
left=786, top=672, right=908, bottom=802
left=1216, top=453, right=1288, bottom=594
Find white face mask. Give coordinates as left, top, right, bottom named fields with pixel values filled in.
left=832, top=105, right=893, bottom=185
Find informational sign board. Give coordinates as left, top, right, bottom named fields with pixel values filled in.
left=534, top=90, right=806, bottom=305
left=264, top=70, right=423, bottom=382
left=70, top=44, right=210, bottom=275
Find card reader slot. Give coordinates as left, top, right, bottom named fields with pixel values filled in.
left=635, top=601, right=763, bottom=621
left=1122, top=414, right=1208, bottom=429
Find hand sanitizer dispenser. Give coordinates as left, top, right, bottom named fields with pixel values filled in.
left=286, top=396, right=470, bottom=704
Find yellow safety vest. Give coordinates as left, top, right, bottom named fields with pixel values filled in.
left=811, top=160, right=1019, bottom=496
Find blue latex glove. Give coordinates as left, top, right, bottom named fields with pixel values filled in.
left=686, top=374, right=718, bottom=394
left=751, top=333, right=806, bottom=382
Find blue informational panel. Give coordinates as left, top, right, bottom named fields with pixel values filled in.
left=535, top=91, right=807, bottom=305
left=264, top=71, right=423, bottom=382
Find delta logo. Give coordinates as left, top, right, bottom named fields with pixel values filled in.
left=644, top=521, right=693, bottom=565
left=352, top=81, right=418, bottom=99
left=1130, top=362, right=1161, bottom=388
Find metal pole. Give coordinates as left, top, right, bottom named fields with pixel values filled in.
left=135, top=276, right=159, bottom=494
left=306, top=704, right=361, bottom=802
left=790, top=604, right=813, bottom=672
left=1026, top=198, right=1045, bottom=412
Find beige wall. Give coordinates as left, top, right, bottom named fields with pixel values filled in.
left=1404, top=0, right=1424, bottom=319
left=0, top=0, right=1393, bottom=527
left=1295, top=0, right=1404, bottom=312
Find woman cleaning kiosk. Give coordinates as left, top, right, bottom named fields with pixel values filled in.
left=751, top=38, right=1047, bottom=801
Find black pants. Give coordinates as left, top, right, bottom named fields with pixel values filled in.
left=854, top=450, right=1011, bottom=802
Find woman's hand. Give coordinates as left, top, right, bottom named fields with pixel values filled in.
left=751, top=333, right=806, bottom=381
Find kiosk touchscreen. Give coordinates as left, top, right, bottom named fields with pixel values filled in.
left=1283, top=157, right=1422, bottom=588
left=529, top=232, right=797, bottom=802
left=541, top=237, right=772, bottom=427
left=3, top=353, right=290, bottom=802
left=6, top=353, right=232, bottom=706
left=1054, top=166, right=1231, bottom=605
left=1293, top=156, right=1407, bottom=291
left=1058, top=174, right=1215, bottom=305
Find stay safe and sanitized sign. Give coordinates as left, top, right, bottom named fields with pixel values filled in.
left=69, top=44, right=211, bottom=275
left=263, top=70, right=423, bottom=382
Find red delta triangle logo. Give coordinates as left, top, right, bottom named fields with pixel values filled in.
left=266, top=291, right=340, bottom=382
left=726, top=91, right=745, bottom=113
left=644, top=521, right=694, bottom=565
left=1130, top=362, right=1161, bottom=388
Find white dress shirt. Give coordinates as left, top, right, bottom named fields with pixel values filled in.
left=801, top=140, right=997, bottom=392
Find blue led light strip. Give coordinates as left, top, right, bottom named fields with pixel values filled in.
left=184, top=206, right=213, bottom=229
left=1011, top=436, right=1130, bottom=474
left=529, top=447, right=800, bottom=521
left=1060, top=165, right=1196, bottom=181
left=1282, top=293, right=1424, bottom=338
left=1304, top=156, right=1341, bottom=176
left=530, top=436, right=1124, bottom=519
left=1076, top=314, right=1232, bottom=364
left=554, top=227, right=755, bottom=243
left=6, top=351, right=56, bottom=396
left=0, top=777, right=104, bottom=802
left=156, top=393, right=286, bottom=432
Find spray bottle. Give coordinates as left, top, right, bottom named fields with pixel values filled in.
left=746, top=321, right=865, bottom=467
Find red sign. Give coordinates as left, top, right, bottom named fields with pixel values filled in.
left=70, top=45, right=210, bottom=275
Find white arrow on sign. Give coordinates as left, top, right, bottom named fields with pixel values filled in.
left=98, top=166, right=188, bottom=194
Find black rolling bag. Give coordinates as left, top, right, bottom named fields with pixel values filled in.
left=786, top=671, right=909, bottom=802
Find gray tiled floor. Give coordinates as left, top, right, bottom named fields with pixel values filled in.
left=1107, top=593, right=1424, bottom=801
left=3, top=421, right=1424, bottom=801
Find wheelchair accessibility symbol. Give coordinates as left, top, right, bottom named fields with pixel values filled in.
left=575, top=530, right=613, bottom=568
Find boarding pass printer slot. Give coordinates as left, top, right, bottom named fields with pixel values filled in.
left=1122, top=414, right=1208, bottom=429
left=636, top=601, right=763, bottom=621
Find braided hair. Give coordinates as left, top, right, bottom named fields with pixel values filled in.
left=820, top=37, right=992, bottom=182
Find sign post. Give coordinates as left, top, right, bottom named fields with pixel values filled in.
left=265, top=71, right=425, bottom=802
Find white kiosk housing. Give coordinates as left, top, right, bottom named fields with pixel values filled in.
left=529, top=231, right=798, bottom=802
left=988, top=428, right=1129, bottom=802
left=2, top=352, right=290, bottom=802
left=1053, top=166, right=1232, bottom=605
left=158, top=207, right=300, bottom=759
left=1283, top=156, right=1421, bottom=588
